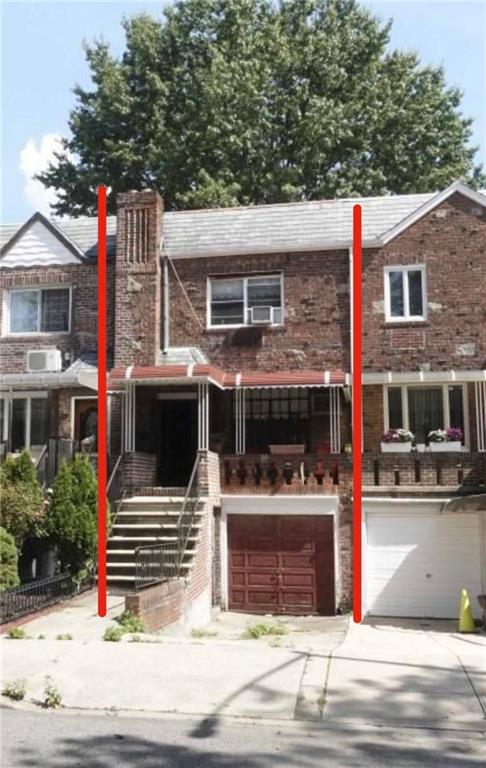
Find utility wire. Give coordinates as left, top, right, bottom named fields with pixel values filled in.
left=160, top=238, right=204, bottom=330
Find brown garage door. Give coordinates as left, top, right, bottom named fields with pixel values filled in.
left=228, top=515, right=335, bottom=615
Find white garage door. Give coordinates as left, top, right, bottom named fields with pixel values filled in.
left=366, top=511, right=482, bottom=618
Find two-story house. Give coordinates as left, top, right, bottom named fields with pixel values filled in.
left=1, top=181, right=485, bottom=626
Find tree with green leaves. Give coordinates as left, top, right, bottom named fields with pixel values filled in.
left=0, top=527, right=20, bottom=590
left=44, top=454, right=101, bottom=575
left=38, top=0, right=484, bottom=216
left=0, top=451, right=44, bottom=549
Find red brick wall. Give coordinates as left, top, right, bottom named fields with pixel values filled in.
left=0, top=261, right=115, bottom=373
left=122, top=451, right=158, bottom=490
left=362, top=194, right=486, bottom=372
left=114, top=190, right=163, bottom=367
left=126, top=580, right=184, bottom=632
left=166, top=249, right=351, bottom=372
left=337, top=492, right=352, bottom=612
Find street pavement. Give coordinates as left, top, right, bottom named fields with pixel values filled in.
left=2, top=708, right=485, bottom=767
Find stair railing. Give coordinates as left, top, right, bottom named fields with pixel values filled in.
left=176, top=452, right=201, bottom=572
left=107, top=454, right=125, bottom=523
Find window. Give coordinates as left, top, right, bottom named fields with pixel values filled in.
left=1, top=394, right=49, bottom=452
left=243, top=389, right=309, bottom=451
left=384, top=266, right=426, bottom=321
left=385, top=385, right=466, bottom=445
left=8, top=288, right=70, bottom=334
left=209, top=275, right=283, bottom=327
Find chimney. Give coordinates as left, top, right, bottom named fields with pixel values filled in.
left=114, top=190, right=163, bottom=367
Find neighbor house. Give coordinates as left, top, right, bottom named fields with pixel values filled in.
left=1, top=181, right=485, bottom=625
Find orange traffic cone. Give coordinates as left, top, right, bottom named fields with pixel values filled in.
left=459, top=589, right=476, bottom=633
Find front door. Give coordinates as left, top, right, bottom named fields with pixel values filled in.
left=74, top=398, right=98, bottom=450
left=159, top=399, right=198, bottom=486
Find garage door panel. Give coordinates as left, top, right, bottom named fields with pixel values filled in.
left=366, top=512, right=482, bottom=619
left=228, top=514, right=335, bottom=615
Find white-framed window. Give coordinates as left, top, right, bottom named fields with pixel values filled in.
left=208, top=274, right=283, bottom=328
left=0, top=392, right=49, bottom=452
left=6, top=287, right=71, bottom=335
left=384, top=265, right=426, bottom=322
left=384, top=384, right=468, bottom=447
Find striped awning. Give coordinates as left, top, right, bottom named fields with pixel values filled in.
left=109, top=364, right=348, bottom=389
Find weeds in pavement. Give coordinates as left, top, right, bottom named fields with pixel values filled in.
left=2, top=678, right=27, bottom=701
left=56, top=633, right=73, bottom=640
left=190, top=628, right=218, bottom=639
left=114, top=610, right=146, bottom=634
left=42, top=677, right=62, bottom=709
left=242, top=622, right=287, bottom=639
left=37, top=634, right=45, bottom=640
left=103, top=626, right=125, bottom=642
left=7, top=627, right=27, bottom=639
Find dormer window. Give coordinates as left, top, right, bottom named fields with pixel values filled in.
left=7, top=287, right=71, bottom=334
left=384, top=265, right=426, bottom=322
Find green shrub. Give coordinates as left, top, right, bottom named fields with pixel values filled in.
left=0, top=527, right=20, bottom=590
left=0, top=451, right=44, bottom=548
left=56, top=633, right=73, bottom=641
left=42, top=677, right=62, bottom=709
left=190, top=628, right=218, bottom=639
left=103, top=626, right=125, bottom=642
left=2, top=678, right=27, bottom=701
left=114, top=610, right=145, bottom=634
left=7, top=627, right=27, bottom=639
left=242, top=622, right=287, bottom=640
left=45, top=454, right=109, bottom=575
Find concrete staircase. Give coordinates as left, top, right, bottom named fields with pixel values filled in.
left=106, top=494, right=205, bottom=590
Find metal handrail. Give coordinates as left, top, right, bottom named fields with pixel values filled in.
left=176, top=452, right=201, bottom=569
left=34, top=443, right=49, bottom=489
left=107, top=454, right=125, bottom=522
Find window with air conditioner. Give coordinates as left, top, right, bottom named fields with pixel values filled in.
left=384, top=265, right=426, bottom=322
left=7, top=287, right=71, bottom=334
left=209, top=274, right=283, bottom=328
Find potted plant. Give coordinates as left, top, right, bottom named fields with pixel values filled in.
left=428, top=427, right=463, bottom=452
left=380, top=428, right=414, bottom=453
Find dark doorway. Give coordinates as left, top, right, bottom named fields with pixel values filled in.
left=159, top=399, right=198, bottom=486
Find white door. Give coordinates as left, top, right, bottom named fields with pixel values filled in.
left=365, top=511, right=482, bottom=618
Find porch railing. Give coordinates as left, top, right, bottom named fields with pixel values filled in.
left=107, top=454, right=125, bottom=522
left=134, top=542, right=179, bottom=591
left=177, top=453, right=201, bottom=571
left=0, top=571, right=94, bottom=624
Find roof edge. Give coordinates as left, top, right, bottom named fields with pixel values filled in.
left=0, top=211, right=85, bottom=261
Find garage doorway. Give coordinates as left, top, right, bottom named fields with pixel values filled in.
left=228, top=514, right=335, bottom=615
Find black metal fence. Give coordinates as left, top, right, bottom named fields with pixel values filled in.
left=0, top=572, right=93, bottom=624
left=134, top=542, right=180, bottom=591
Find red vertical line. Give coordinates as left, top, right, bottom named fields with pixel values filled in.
left=97, top=186, right=107, bottom=617
left=352, top=204, right=363, bottom=624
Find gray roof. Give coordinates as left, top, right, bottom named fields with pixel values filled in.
left=2, top=185, right=484, bottom=260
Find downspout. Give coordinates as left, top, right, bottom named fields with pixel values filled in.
left=161, top=237, right=170, bottom=354
left=348, top=245, right=353, bottom=378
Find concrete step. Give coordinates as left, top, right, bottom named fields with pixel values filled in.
left=115, top=512, right=204, bottom=525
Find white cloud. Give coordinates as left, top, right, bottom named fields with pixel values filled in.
left=19, top=134, right=63, bottom=215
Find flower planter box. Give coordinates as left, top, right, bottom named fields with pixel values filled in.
left=380, top=442, right=412, bottom=453
left=269, top=444, right=306, bottom=455
left=429, top=441, right=462, bottom=452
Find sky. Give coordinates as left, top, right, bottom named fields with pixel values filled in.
left=1, top=0, right=485, bottom=223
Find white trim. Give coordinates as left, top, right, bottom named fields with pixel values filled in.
left=207, top=273, right=284, bottom=330
left=364, top=370, right=486, bottom=384
left=475, top=381, right=486, bottom=452
left=329, top=387, right=341, bottom=454
left=0, top=391, right=48, bottom=450
left=198, top=382, right=209, bottom=450
left=380, top=181, right=486, bottom=245
left=3, top=285, right=72, bottom=337
left=383, top=264, right=427, bottom=323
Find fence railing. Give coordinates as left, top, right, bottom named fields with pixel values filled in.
left=134, top=542, right=180, bottom=591
left=107, top=454, right=124, bottom=522
left=35, top=444, right=48, bottom=489
left=0, top=571, right=93, bottom=624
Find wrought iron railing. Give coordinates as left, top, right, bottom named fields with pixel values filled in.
left=134, top=542, right=180, bottom=591
left=176, top=453, right=201, bottom=571
left=107, top=454, right=125, bottom=522
left=35, top=444, right=48, bottom=490
left=0, top=571, right=93, bottom=624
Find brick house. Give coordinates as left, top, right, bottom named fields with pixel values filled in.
left=1, top=181, right=485, bottom=624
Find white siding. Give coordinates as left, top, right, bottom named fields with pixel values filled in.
left=1, top=220, right=80, bottom=268
left=365, top=508, right=482, bottom=619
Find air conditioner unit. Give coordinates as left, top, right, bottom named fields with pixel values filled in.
left=249, top=306, right=274, bottom=325
left=26, top=349, right=62, bottom=373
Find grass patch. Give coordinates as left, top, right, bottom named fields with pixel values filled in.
left=114, top=610, right=146, bottom=634
left=42, top=677, right=62, bottom=709
left=190, top=628, right=218, bottom=639
left=7, top=627, right=27, bottom=639
left=241, top=622, right=287, bottom=640
left=103, top=626, right=125, bottom=642
left=56, top=633, right=73, bottom=641
left=2, top=678, right=27, bottom=701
